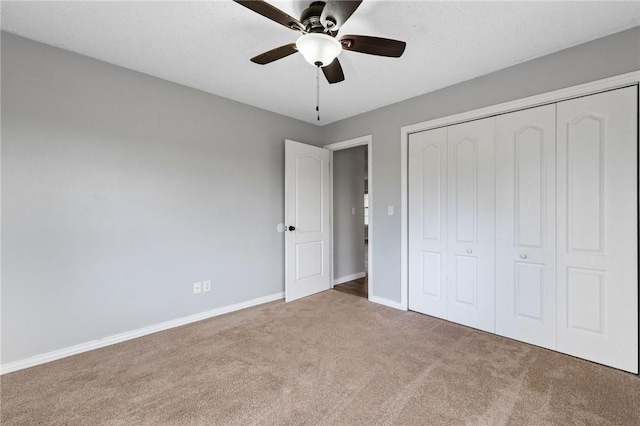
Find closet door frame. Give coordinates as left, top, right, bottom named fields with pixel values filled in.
left=400, top=70, right=640, bottom=312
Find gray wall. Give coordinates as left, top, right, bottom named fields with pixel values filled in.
left=3, top=26, right=640, bottom=365
left=322, top=26, right=640, bottom=303
left=0, top=33, right=323, bottom=364
left=332, top=146, right=365, bottom=279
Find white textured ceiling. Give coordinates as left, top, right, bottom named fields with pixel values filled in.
left=2, top=1, right=639, bottom=125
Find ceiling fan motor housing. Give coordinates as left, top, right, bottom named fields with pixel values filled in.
left=301, top=1, right=334, bottom=34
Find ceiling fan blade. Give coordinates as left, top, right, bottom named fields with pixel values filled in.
left=340, top=35, right=406, bottom=57
left=320, top=0, right=363, bottom=30
left=251, top=43, right=298, bottom=65
left=234, top=0, right=304, bottom=32
left=322, top=58, right=345, bottom=84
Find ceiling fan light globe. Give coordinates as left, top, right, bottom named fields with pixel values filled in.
left=295, top=33, right=341, bottom=67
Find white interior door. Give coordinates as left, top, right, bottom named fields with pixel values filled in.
left=495, top=104, right=557, bottom=350
left=446, top=118, right=495, bottom=333
left=285, top=140, right=331, bottom=302
left=408, top=127, right=448, bottom=318
left=556, top=87, right=638, bottom=373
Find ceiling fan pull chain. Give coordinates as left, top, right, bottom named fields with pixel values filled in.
left=316, top=65, right=320, bottom=122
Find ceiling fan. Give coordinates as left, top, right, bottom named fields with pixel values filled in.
left=234, top=0, right=407, bottom=84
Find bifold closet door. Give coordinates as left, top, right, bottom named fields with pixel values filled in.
left=495, top=104, right=557, bottom=350
left=447, top=118, right=495, bottom=333
left=408, top=128, right=448, bottom=318
left=556, top=86, right=638, bottom=373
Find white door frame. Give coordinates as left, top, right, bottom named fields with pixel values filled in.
left=325, top=135, right=373, bottom=300
left=400, top=71, right=640, bottom=311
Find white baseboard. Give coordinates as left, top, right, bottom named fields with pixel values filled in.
left=369, top=295, right=406, bottom=311
left=0, top=292, right=284, bottom=375
left=333, top=271, right=366, bottom=286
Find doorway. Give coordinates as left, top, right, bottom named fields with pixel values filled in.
left=325, top=135, right=373, bottom=300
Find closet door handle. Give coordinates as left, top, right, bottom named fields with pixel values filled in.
left=466, top=249, right=472, bottom=254
left=520, top=254, right=527, bottom=259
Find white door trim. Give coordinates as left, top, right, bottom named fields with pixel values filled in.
left=400, top=70, right=640, bottom=311
left=325, top=135, right=373, bottom=302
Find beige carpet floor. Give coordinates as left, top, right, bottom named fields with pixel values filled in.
left=1, top=290, right=639, bottom=425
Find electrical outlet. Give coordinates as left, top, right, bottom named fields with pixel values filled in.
left=193, top=281, right=202, bottom=294
left=203, top=280, right=211, bottom=292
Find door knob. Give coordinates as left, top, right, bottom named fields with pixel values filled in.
left=520, top=254, right=527, bottom=259
left=466, top=249, right=472, bottom=254
left=288, top=226, right=296, bottom=231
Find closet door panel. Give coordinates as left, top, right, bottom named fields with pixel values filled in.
left=447, top=118, right=495, bottom=333
left=408, top=128, right=448, bottom=318
left=557, top=86, right=638, bottom=373
left=495, top=105, right=556, bottom=350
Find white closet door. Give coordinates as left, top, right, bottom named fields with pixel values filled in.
left=495, top=105, right=557, bottom=349
left=556, top=87, right=638, bottom=373
left=447, top=118, right=495, bottom=333
left=408, top=128, right=448, bottom=318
